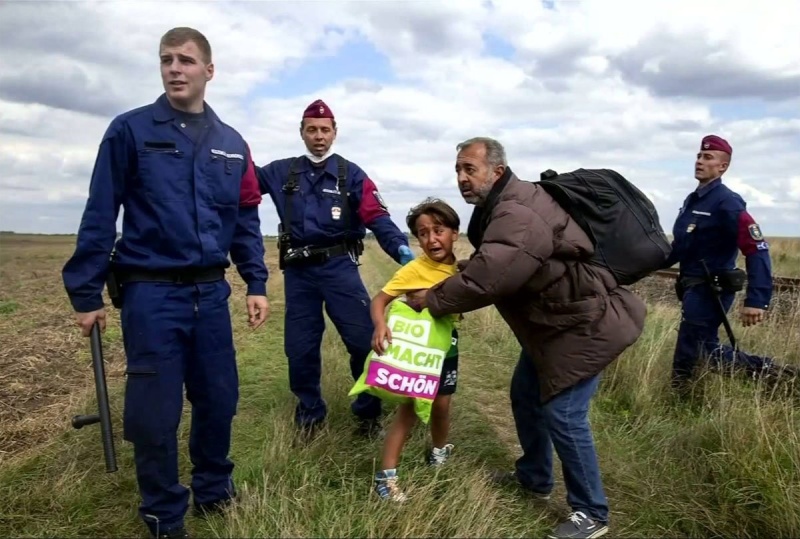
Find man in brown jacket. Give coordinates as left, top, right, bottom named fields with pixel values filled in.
left=413, top=137, right=647, bottom=539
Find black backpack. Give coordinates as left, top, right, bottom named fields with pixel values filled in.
left=535, top=168, right=672, bottom=286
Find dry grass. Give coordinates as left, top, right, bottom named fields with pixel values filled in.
left=0, top=232, right=798, bottom=538
left=761, top=236, right=800, bottom=277
left=0, top=234, right=127, bottom=463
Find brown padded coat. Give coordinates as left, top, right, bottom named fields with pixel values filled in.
left=427, top=170, right=648, bottom=402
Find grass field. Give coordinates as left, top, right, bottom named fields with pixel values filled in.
left=1, top=232, right=799, bottom=538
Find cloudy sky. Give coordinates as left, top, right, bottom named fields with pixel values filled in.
left=1, top=0, right=799, bottom=238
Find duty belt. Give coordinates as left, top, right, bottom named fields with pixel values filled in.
left=116, top=266, right=225, bottom=284
left=282, top=241, right=362, bottom=267
left=678, top=275, right=705, bottom=289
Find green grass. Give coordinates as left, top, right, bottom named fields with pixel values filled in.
left=1, top=240, right=799, bottom=538
left=0, top=300, right=19, bottom=315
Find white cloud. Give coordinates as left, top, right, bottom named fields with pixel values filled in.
left=0, top=0, right=798, bottom=240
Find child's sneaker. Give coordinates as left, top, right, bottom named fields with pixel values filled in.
left=427, top=443, right=454, bottom=466
left=374, top=469, right=408, bottom=502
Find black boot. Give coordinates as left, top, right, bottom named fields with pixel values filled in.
left=194, top=495, right=236, bottom=518
left=355, top=417, right=384, bottom=439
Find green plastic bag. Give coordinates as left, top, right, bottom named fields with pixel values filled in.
left=349, top=300, right=455, bottom=424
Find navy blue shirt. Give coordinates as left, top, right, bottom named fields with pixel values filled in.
left=256, top=154, right=409, bottom=263
left=666, top=178, right=772, bottom=309
left=174, top=108, right=209, bottom=144
left=62, top=93, right=268, bottom=312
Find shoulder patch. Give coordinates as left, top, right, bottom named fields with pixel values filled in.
left=373, top=189, right=388, bottom=211
left=748, top=223, right=763, bottom=240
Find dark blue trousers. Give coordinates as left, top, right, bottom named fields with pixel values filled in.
left=120, top=280, right=238, bottom=536
left=673, top=285, right=773, bottom=385
left=283, top=255, right=381, bottom=427
left=510, top=350, right=609, bottom=523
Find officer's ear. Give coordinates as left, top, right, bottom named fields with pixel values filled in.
left=205, top=61, right=215, bottom=82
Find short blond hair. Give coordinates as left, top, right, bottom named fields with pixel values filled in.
left=159, top=27, right=212, bottom=64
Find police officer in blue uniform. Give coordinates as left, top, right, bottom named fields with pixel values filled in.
left=255, top=99, right=413, bottom=438
left=62, top=28, right=269, bottom=539
left=666, top=134, right=795, bottom=390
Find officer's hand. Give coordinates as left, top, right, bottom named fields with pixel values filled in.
left=740, top=306, right=766, bottom=327
left=456, top=259, right=470, bottom=272
left=246, top=295, right=269, bottom=329
left=372, top=324, right=392, bottom=355
left=75, top=308, right=106, bottom=337
left=398, top=245, right=414, bottom=266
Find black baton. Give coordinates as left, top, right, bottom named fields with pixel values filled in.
left=71, top=321, right=118, bottom=473
left=701, top=259, right=737, bottom=350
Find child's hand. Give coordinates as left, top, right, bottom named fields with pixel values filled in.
left=372, top=324, right=392, bottom=355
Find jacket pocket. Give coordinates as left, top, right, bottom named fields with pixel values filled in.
left=122, top=363, right=164, bottom=446
left=137, top=147, right=189, bottom=202
left=208, top=153, right=245, bottom=206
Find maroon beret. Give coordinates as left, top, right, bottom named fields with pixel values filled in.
left=701, top=134, right=732, bottom=155
left=303, top=99, right=334, bottom=120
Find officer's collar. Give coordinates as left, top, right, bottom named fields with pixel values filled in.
left=696, top=177, right=722, bottom=198
left=152, top=93, right=220, bottom=124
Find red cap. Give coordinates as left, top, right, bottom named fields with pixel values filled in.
left=701, top=134, right=732, bottom=155
left=303, top=99, right=334, bottom=120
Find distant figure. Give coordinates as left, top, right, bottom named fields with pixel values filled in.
left=369, top=197, right=462, bottom=502
left=254, top=100, right=413, bottom=439
left=664, top=134, right=797, bottom=391
left=415, top=137, right=647, bottom=539
left=61, top=27, right=269, bottom=539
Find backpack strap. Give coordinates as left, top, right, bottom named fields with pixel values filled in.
left=280, top=157, right=300, bottom=246
left=337, top=156, right=352, bottom=240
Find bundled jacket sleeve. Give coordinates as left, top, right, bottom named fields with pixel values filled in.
left=230, top=142, right=268, bottom=296
left=61, top=119, right=128, bottom=312
left=352, top=168, right=409, bottom=263
left=427, top=201, right=554, bottom=315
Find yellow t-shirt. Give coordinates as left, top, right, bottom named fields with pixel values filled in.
left=381, top=254, right=460, bottom=323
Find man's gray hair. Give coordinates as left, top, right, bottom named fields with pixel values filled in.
left=456, top=137, right=508, bottom=168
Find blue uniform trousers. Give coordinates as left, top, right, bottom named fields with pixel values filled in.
left=283, top=255, right=382, bottom=427
left=673, top=285, right=773, bottom=385
left=120, top=279, right=238, bottom=536
left=510, top=349, right=609, bottom=524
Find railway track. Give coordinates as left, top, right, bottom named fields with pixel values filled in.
left=652, top=267, right=800, bottom=292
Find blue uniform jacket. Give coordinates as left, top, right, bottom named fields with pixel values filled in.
left=665, top=178, right=772, bottom=309
left=62, top=93, right=268, bottom=313
left=255, top=154, right=409, bottom=263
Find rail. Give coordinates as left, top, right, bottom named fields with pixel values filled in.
left=651, top=267, right=800, bottom=292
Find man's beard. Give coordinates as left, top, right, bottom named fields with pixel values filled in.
left=461, top=173, right=495, bottom=206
